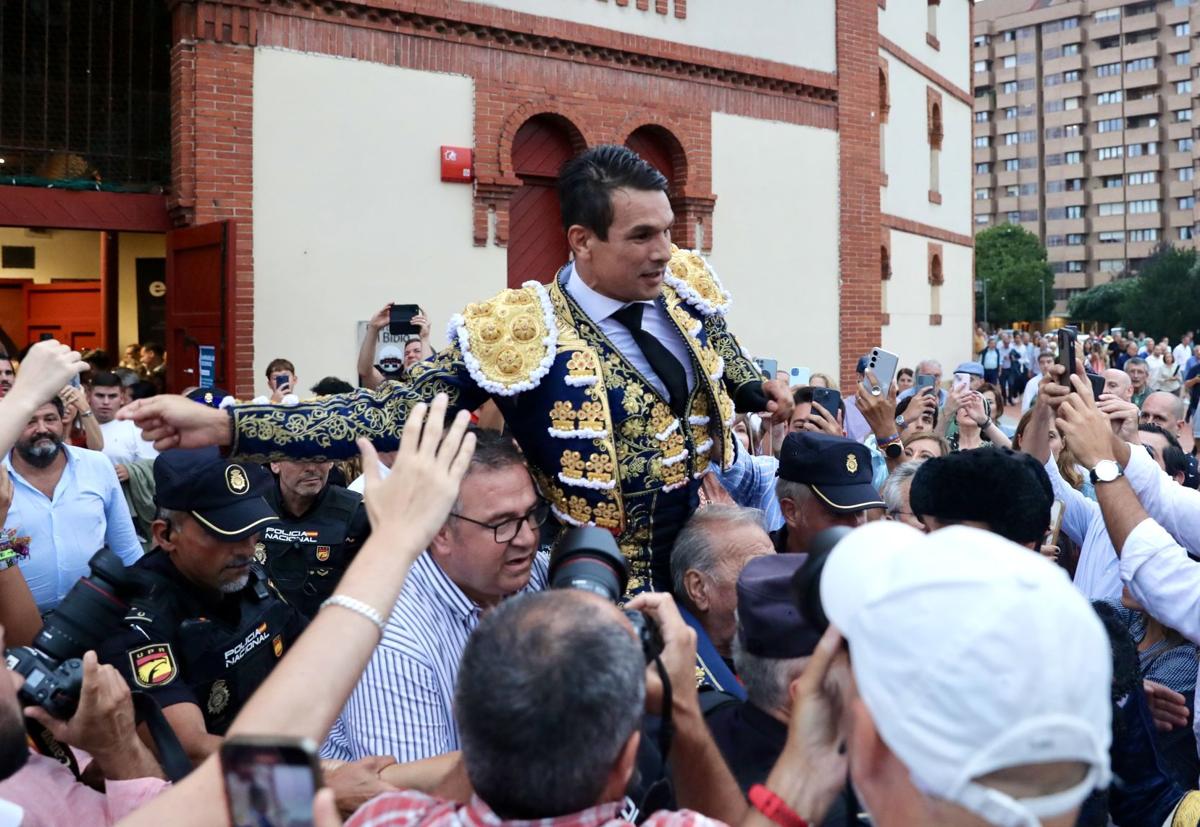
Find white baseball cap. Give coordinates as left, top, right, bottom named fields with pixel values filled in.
left=820, top=522, right=1112, bottom=827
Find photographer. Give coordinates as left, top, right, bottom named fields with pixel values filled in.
left=356, top=305, right=433, bottom=391
left=0, top=641, right=167, bottom=824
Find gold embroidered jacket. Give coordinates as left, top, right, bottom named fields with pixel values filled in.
left=230, top=247, right=765, bottom=586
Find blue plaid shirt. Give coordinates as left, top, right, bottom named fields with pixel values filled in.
left=709, top=445, right=784, bottom=532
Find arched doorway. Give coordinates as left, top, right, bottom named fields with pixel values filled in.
left=625, top=124, right=686, bottom=241
left=508, top=115, right=581, bottom=287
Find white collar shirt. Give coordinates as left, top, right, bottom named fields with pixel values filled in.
left=562, top=261, right=696, bottom=400
left=98, top=418, right=159, bottom=466
left=1043, top=458, right=1121, bottom=601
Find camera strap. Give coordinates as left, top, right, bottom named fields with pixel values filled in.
left=130, top=691, right=193, bottom=782
left=24, top=719, right=82, bottom=781
left=654, top=656, right=674, bottom=761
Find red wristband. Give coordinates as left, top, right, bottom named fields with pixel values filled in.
left=748, top=784, right=808, bottom=827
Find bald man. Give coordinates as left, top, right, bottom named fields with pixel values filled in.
left=1103, top=369, right=1133, bottom=403
left=1140, top=391, right=1187, bottom=439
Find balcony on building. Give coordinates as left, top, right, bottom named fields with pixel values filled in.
left=1123, top=67, right=1163, bottom=91
left=1125, top=96, right=1163, bottom=118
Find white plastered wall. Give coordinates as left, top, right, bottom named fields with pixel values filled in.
left=882, top=230, right=973, bottom=371
left=878, top=0, right=970, bottom=91
left=709, top=112, right=840, bottom=376
left=0, top=227, right=99, bottom=282
left=253, top=48, right=505, bottom=392
left=117, top=233, right=165, bottom=347
left=879, top=54, right=972, bottom=239
left=469, top=0, right=835, bottom=73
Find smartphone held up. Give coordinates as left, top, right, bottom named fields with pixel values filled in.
left=222, top=736, right=322, bottom=827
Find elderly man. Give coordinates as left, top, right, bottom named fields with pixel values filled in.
left=1125, top=357, right=1152, bottom=408
left=1103, top=368, right=1134, bottom=402
left=772, top=432, right=883, bottom=554
left=782, top=522, right=1112, bottom=827
left=897, top=359, right=946, bottom=407
left=322, top=430, right=549, bottom=763
left=670, top=505, right=773, bottom=700
left=879, top=462, right=924, bottom=532
left=121, top=145, right=793, bottom=594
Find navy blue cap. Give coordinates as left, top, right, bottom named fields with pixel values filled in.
left=154, top=448, right=279, bottom=541
left=777, top=432, right=884, bottom=512
left=954, top=362, right=985, bottom=378
left=736, top=554, right=820, bottom=658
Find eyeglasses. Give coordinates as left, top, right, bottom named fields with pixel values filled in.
left=451, top=500, right=551, bottom=543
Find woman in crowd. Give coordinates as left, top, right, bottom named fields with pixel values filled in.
left=807, top=372, right=836, bottom=390
left=1155, top=349, right=1183, bottom=396
left=943, top=388, right=1011, bottom=451
left=1088, top=342, right=1107, bottom=375
left=895, top=367, right=914, bottom=393
left=901, top=432, right=948, bottom=463
left=977, top=382, right=1016, bottom=439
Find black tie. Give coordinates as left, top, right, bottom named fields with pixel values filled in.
left=611, top=303, right=689, bottom=415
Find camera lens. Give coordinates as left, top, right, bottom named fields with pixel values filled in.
left=790, top=527, right=855, bottom=636
left=548, top=527, right=629, bottom=603
left=33, top=548, right=138, bottom=663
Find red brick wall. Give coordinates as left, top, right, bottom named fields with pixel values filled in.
left=836, top=0, right=882, bottom=389
left=171, top=0, right=873, bottom=392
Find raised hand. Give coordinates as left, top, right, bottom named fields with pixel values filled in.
left=7, top=340, right=87, bottom=408
left=118, top=395, right=234, bottom=451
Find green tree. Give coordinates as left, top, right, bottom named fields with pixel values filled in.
left=1067, top=277, right=1135, bottom=327
left=974, top=225, right=1054, bottom=327
left=1116, top=245, right=1199, bottom=341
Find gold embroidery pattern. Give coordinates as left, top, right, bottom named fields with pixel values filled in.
left=593, top=502, right=621, bottom=529
left=665, top=246, right=731, bottom=315
left=560, top=450, right=586, bottom=480
left=586, top=454, right=615, bottom=485
left=549, top=401, right=577, bottom=432
left=458, top=286, right=553, bottom=391
left=577, top=401, right=604, bottom=432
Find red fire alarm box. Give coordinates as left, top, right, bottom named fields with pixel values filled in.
left=440, top=146, right=474, bottom=183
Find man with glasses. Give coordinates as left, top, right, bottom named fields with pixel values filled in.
left=321, top=430, right=550, bottom=763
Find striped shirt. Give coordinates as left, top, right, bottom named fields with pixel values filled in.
left=322, top=550, right=549, bottom=762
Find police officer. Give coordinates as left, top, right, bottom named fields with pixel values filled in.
left=259, top=458, right=370, bottom=617
left=100, top=449, right=307, bottom=763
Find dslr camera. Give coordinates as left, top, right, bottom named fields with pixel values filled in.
left=548, top=527, right=664, bottom=663
left=6, top=547, right=143, bottom=719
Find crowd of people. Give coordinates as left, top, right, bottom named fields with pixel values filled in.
left=2, top=145, right=1200, bottom=827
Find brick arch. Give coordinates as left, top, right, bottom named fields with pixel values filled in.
left=878, top=58, right=890, bottom=122
left=497, top=103, right=592, bottom=181
left=619, top=119, right=690, bottom=191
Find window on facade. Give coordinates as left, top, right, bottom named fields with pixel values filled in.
left=1176, top=80, right=1193, bottom=94
left=1003, top=30, right=1017, bottom=42
left=1003, top=132, right=1019, bottom=145
left=1096, top=63, right=1121, bottom=77
left=1125, top=58, right=1156, bottom=73
left=1067, top=179, right=1084, bottom=190
left=1094, top=8, right=1119, bottom=22
left=1096, top=118, right=1123, bottom=133
left=1044, top=73, right=1063, bottom=87
left=974, top=136, right=991, bottom=148
left=1002, top=81, right=1018, bottom=94
left=1003, top=158, right=1020, bottom=171
left=928, top=0, right=938, bottom=42
left=1099, top=202, right=1126, bottom=216
left=974, top=60, right=991, bottom=72
left=1098, top=231, right=1125, bottom=243
left=1063, top=70, right=1080, bottom=83
left=975, top=162, right=992, bottom=174
left=975, top=214, right=990, bottom=225
left=1097, top=36, right=1121, bottom=49
left=1180, top=227, right=1195, bottom=240
left=1125, top=31, right=1158, bottom=46
left=974, top=111, right=990, bottom=122
left=1066, top=205, right=1084, bottom=219
left=1067, top=234, right=1085, bottom=245
left=1007, top=211, right=1021, bottom=223
left=975, top=188, right=991, bottom=200
left=1002, top=55, right=1017, bottom=69
left=1128, top=199, right=1159, bottom=214
left=1097, top=146, right=1124, bottom=161
left=1005, top=184, right=1020, bottom=197
left=1064, top=97, right=1080, bottom=110
left=1176, top=52, right=1192, bottom=65
left=1096, top=91, right=1123, bottom=105
left=929, top=98, right=943, bottom=196
left=1128, top=171, right=1158, bottom=185
left=973, top=34, right=990, bottom=47
left=1066, top=261, right=1085, bottom=273
left=1129, top=229, right=1158, bottom=242
left=1005, top=107, right=1018, bottom=119
left=1178, top=138, right=1195, bottom=152
left=1179, top=196, right=1196, bottom=210
left=1102, top=175, right=1123, bottom=188
left=1178, top=167, right=1194, bottom=182
left=1125, top=2, right=1156, bottom=16
left=1127, top=142, right=1158, bottom=157
left=1175, top=22, right=1191, bottom=37
left=1065, top=151, right=1083, bottom=164
left=1099, top=260, right=1124, bottom=272
left=1175, top=109, right=1193, bottom=122
left=1127, top=115, right=1159, bottom=129
left=1063, top=43, right=1080, bottom=56
left=1046, top=235, right=1065, bottom=246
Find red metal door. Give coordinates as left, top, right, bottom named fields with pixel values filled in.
left=24, top=283, right=103, bottom=349
left=165, top=222, right=236, bottom=393
left=507, top=116, right=576, bottom=287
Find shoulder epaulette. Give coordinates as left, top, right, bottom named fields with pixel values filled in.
left=662, top=246, right=731, bottom=317
left=447, top=281, right=558, bottom=396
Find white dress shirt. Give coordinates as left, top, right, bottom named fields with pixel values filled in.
left=1124, top=439, right=1200, bottom=550
left=98, top=418, right=159, bottom=466
left=1173, top=342, right=1192, bottom=367
left=1021, top=379, right=1041, bottom=413
left=3, top=446, right=143, bottom=612
left=1044, top=458, right=1121, bottom=601
left=562, top=262, right=696, bottom=400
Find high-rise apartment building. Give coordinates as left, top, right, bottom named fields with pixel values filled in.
left=972, top=0, right=1197, bottom=316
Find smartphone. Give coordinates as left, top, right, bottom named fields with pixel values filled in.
left=1047, top=500, right=1065, bottom=549
left=222, top=736, right=322, bottom=827
left=388, top=304, right=421, bottom=336
left=811, top=386, right=842, bottom=418
left=788, top=367, right=812, bottom=388
left=754, top=357, right=778, bottom=381
left=69, top=373, right=82, bottom=389
left=273, top=374, right=289, bottom=390
left=1086, top=371, right=1106, bottom=398
left=1056, top=328, right=1077, bottom=388
left=915, top=373, right=937, bottom=396
left=863, top=347, right=899, bottom=395
left=952, top=373, right=970, bottom=394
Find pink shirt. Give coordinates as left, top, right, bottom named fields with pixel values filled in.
left=0, top=750, right=169, bottom=826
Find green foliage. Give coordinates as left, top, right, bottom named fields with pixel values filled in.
left=1067, top=277, right=1135, bottom=326
left=974, top=225, right=1055, bottom=326
left=1066, top=245, right=1200, bottom=340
